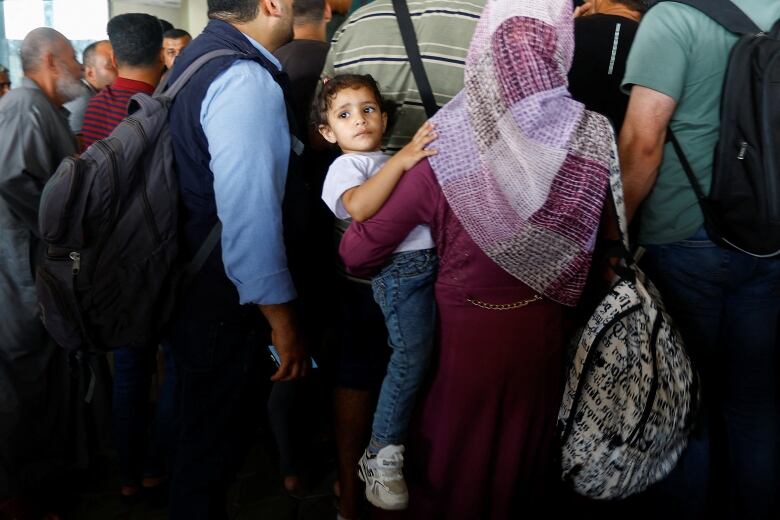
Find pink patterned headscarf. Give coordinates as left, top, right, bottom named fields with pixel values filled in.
left=429, top=0, right=615, bottom=306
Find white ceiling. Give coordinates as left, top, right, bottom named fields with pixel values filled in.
left=113, top=0, right=181, bottom=7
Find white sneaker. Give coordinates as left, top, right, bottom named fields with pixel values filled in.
left=357, top=444, right=409, bottom=510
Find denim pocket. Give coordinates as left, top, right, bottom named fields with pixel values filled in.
left=371, top=276, right=387, bottom=308
left=384, top=248, right=437, bottom=278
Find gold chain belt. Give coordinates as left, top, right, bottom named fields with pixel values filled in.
left=465, top=294, right=543, bottom=310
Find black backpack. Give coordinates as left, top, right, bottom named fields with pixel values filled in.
left=665, top=0, right=780, bottom=257
left=36, top=50, right=241, bottom=352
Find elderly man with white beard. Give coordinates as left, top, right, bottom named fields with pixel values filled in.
left=0, top=27, right=111, bottom=519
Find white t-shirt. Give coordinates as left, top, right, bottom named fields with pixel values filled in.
left=321, top=151, right=435, bottom=253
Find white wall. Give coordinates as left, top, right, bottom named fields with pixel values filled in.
left=109, top=0, right=208, bottom=37
left=110, top=1, right=182, bottom=29
left=181, top=0, right=208, bottom=37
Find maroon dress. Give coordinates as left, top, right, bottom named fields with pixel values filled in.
left=341, top=160, right=566, bottom=519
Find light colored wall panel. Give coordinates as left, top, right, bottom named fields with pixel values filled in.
left=110, top=1, right=182, bottom=28
left=181, top=0, right=208, bottom=37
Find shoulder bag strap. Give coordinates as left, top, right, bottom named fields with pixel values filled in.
left=182, top=221, right=223, bottom=281
left=392, top=0, right=439, bottom=118
left=667, top=129, right=708, bottom=203
left=162, top=49, right=243, bottom=99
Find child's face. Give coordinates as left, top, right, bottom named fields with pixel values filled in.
left=319, top=85, right=388, bottom=154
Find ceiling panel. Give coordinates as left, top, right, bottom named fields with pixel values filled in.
left=113, top=0, right=181, bottom=8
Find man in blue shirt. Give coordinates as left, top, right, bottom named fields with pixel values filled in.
left=166, top=1, right=306, bottom=517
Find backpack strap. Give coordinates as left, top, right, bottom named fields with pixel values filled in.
left=663, top=0, right=761, bottom=35
left=605, top=142, right=637, bottom=283
left=160, top=47, right=303, bottom=152
left=667, top=129, right=708, bottom=203
left=182, top=221, right=223, bottom=282
left=162, top=49, right=244, bottom=100
left=392, top=0, right=439, bottom=118
left=771, top=17, right=780, bottom=38
left=666, top=128, right=727, bottom=241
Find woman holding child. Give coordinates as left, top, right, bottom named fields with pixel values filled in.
left=338, top=0, right=617, bottom=517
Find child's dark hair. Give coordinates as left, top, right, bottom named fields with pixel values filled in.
left=315, top=74, right=385, bottom=126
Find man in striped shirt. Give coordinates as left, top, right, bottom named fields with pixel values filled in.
left=81, top=13, right=164, bottom=150
left=321, top=0, right=485, bottom=152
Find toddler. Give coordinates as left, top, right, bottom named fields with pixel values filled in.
left=318, top=74, right=438, bottom=511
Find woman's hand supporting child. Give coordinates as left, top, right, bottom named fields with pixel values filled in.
left=341, top=122, right=437, bottom=222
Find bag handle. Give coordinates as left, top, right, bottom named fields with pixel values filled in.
left=604, top=142, right=637, bottom=283
left=663, top=0, right=761, bottom=35
left=392, top=0, right=439, bottom=118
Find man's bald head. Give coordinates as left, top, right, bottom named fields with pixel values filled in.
left=83, top=40, right=116, bottom=90
left=20, top=27, right=71, bottom=74
left=20, top=27, right=83, bottom=106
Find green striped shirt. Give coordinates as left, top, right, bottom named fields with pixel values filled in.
left=322, top=0, right=485, bottom=153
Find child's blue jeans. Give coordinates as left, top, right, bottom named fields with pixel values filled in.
left=369, top=248, right=437, bottom=450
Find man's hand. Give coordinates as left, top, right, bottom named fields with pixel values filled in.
left=259, top=302, right=308, bottom=381
left=270, top=323, right=308, bottom=382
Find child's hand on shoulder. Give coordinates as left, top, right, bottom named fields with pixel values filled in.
left=394, top=122, right=438, bottom=171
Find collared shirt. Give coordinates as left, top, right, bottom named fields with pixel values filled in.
left=200, top=33, right=296, bottom=305
left=63, top=78, right=97, bottom=134
left=81, top=76, right=155, bottom=150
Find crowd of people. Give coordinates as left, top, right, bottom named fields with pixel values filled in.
left=0, top=0, right=778, bottom=519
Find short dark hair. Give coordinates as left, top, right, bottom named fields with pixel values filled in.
left=82, top=39, right=108, bottom=67
left=294, top=0, right=326, bottom=24
left=616, top=0, right=657, bottom=13
left=107, top=13, right=163, bottom=67
left=158, top=18, right=175, bottom=33
left=208, top=0, right=260, bottom=23
left=315, top=74, right=385, bottom=126
left=164, top=28, right=192, bottom=40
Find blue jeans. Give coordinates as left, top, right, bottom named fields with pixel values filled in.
left=113, top=342, right=176, bottom=487
left=642, top=227, right=780, bottom=519
left=369, top=248, right=437, bottom=449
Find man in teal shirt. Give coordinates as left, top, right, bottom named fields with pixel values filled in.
left=620, top=0, right=780, bottom=517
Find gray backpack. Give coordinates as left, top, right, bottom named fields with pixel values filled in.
left=36, top=50, right=234, bottom=351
